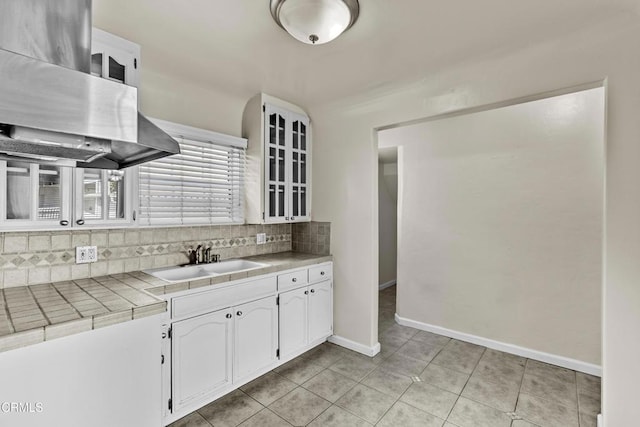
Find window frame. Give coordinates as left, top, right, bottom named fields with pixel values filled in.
left=137, top=119, right=247, bottom=227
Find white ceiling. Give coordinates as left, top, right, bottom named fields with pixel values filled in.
left=94, top=0, right=637, bottom=109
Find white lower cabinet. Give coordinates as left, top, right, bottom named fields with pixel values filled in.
left=308, top=280, right=333, bottom=342
left=279, top=287, right=309, bottom=360
left=280, top=279, right=333, bottom=361
left=171, top=308, right=233, bottom=413
left=233, top=296, right=278, bottom=383
left=163, top=262, right=333, bottom=425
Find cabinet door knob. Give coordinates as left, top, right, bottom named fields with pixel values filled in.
left=310, top=289, right=315, bottom=293
left=236, top=311, right=242, bottom=316
left=320, top=271, right=325, bottom=276
left=292, top=278, right=297, bottom=282
left=304, top=290, right=309, bottom=295
left=76, top=219, right=85, bottom=225
left=226, top=313, right=232, bottom=319
left=59, top=220, right=69, bottom=226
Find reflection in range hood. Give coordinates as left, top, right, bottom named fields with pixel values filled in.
left=0, top=0, right=180, bottom=169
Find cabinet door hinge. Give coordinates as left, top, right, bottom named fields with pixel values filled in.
left=161, top=354, right=165, bottom=365
left=276, top=349, right=280, bottom=358
left=134, top=58, right=138, bottom=69
left=262, top=104, right=265, bottom=112
left=276, top=296, right=279, bottom=306
left=168, top=398, right=172, bottom=411
left=168, top=327, right=172, bottom=339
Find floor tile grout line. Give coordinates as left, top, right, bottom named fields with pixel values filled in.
left=441, top=345, right=488, bottom=424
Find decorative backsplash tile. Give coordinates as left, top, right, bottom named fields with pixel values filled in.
left=0, top=224, right=291, bottom=288
left=292, top=222, right=331, bottom=255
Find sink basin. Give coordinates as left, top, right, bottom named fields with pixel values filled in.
left=144, top=259, right=270, bottom=283
left=200, top=259, right=270, bottom=275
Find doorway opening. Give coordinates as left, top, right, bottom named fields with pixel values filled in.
left=377, top=147, right=398, bottom=335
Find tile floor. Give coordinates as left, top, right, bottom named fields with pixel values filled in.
left=169, top=285, right=601, bottom=427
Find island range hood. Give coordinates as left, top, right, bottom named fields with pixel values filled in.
left=0, top=0, right=180, bottom=169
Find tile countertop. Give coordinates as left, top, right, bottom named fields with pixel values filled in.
left=0, top=252, right=332, bottom=353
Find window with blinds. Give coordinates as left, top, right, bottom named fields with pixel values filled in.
left=138, top=136, right=245, bottom=225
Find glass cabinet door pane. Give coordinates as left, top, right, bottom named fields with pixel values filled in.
left=292, top=121, right=299, bottom=149
left=6, top=162, right=31, bottom=220
left=278, top=116, right=285, bottom=146
left=300, top=123, right=306, bottom=151
left=269, top=114, right=276, bottom=144
left=301, top=154, right=306, bottom=185
left=38, top=166, right=61, bottom=220
left=107, top=171, right=125, bottom=220
left=91, top=53, right=103, bottom=78
left=278, top=185, right=285, bottom=217
left=269, top=148, right=276, bottom=181
left=278, top=149, right=285, bottom=182
left=269, top=185, right=276, bottom=217
left=108, top=56, right=126, bottom=84
left=292, top=152, right=299, bottom=183
left=300, top=187, right=307, bottom=217
left=83, top=170, right=103, bottom=220
left=292, top=186, right=299, bottom=217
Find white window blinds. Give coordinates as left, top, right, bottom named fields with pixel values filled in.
left=138, top=135, right=245, bottom=225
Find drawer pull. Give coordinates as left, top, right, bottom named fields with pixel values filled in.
left=226, top=313, right=232, bottom=319
left=236, top=311, right=243, bottom=316
left=304, top=290, right=309, bottom=295
left=320, top=271, right=325, bottom=276
left=310, top=289, right=315, bottom=293
left=292, top=278, right=297, bottom=282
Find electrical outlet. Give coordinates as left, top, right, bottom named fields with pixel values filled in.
left=256, top=233, right=266, bottom=245
left=76, top=246, right=98, bottom=264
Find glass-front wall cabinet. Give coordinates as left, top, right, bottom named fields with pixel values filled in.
left=264, top=104, right=310, bottom=223
left=0, top=161, right=71, bottom=228
left=74, top=169, right=129, bottom=227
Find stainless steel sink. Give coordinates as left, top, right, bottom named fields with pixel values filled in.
left=144, top=259, right=270, bottom=283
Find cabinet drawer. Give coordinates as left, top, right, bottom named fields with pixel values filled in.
left=309, top=264, right=332, bottom=283
left=172, top=276, right=277, bottom=320
left=277, top=269, right=308, bottom=291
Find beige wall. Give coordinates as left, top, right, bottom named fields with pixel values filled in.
left=379, top=88, right=604, bottom=365
left=94, top=9, right=640, bottom=423
left=378, top=163, right=397, bottom=286
left=310, top=18, right=640, bottom=424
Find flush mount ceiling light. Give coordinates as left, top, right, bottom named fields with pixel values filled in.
left=270, top=0, right=359, bottom=45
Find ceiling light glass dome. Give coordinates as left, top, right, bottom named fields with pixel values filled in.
left=270, top=0, right=360, bottom=45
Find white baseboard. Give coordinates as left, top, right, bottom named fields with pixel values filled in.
left=597, top=413, right=603, bottom=427
left=379, top=280, right=397, bottom=290
left=395, top=313, right=602, bottom=377
left=328, top=335, right=381, bottom=357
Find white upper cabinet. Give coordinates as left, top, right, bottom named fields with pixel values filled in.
left=0, top=162, right=72, bottom=229
left=91, top=28, right=140, bottom=88
left=243, top=94, right=311, bottom=224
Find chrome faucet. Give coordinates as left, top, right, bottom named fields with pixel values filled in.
left=187, top=245, right=220, bottom=265
left=195, top=244, right=203, bottom=264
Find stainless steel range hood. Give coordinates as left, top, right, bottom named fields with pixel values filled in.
left=0, top=0, right=180, bottom=169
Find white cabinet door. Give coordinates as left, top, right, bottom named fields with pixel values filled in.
left=233, top=296, right=278, bottom=383
left=279, top=287, right=309, bottom=359
left=288, top=112, right=310, bottom=222
left=172, top=308, right=233, bottom=412
left=263, top=104, right=311, bottom=223
left=308, top=280, right=333, bottom=343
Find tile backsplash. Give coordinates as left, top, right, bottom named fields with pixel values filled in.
left=0, top=224, right=292, bottom=288
left=292, top=222, right=331, bottom=255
